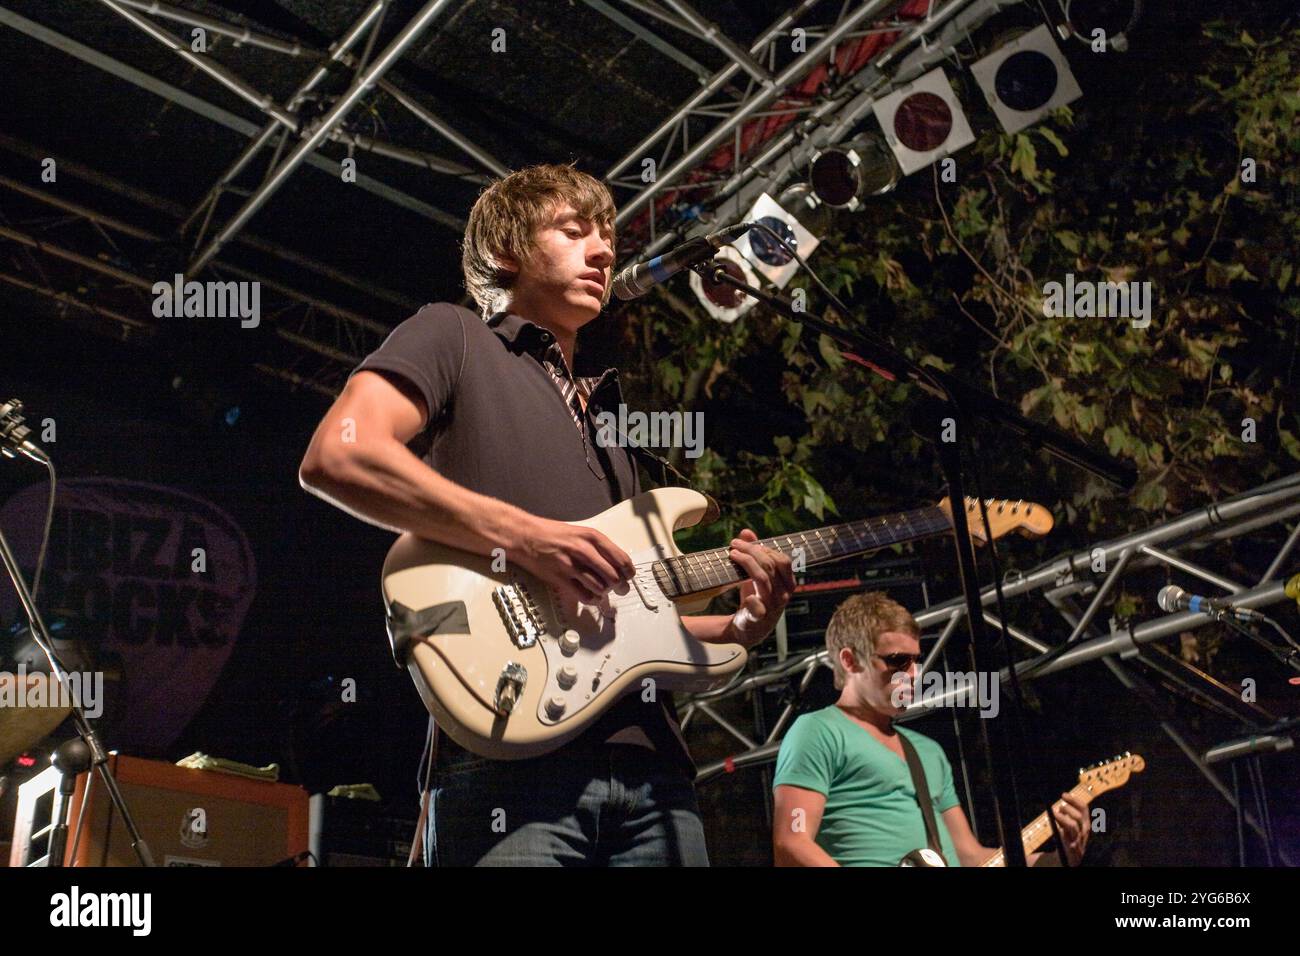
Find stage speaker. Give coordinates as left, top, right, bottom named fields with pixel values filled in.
left=10, top=753, right=308, bottom=867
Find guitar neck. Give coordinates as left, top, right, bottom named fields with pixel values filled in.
left=653, top=506, right=951, bottom=599
left=979, top=784, right=1090, bottom=868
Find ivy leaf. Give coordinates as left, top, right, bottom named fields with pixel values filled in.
left=1103, top=425, right=1131, bottom=456
left=802, top=390, right=829, bottom=416
left=1037, top=126, right=1069, bottom=157
left=818, top=333, right=846, bottom=370
left=1055, top=230, right=1082, bottom=254
left=1281, top=429, right=1300, bottom=462
left=1010, top=135, right=1039, bottom=183
left=1206, top=258, right=1258, bottom=289
left=1134, top=482, right=1169, bottom=512
left=657, top=360, right=684, bottom=398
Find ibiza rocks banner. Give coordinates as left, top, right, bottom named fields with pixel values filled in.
left=0, top=479, right=256, bottom=752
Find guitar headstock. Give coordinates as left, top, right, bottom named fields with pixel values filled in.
left=1077, top=752, right=1146, bottom=797
left=937, top=497, right=1055, bottom=543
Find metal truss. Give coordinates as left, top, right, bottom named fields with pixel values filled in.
left=0, top=0, right=516, bottom=394
left=84, top=0, right=506, bottom=272
left=0, top=135, right=401, bottom=398
left=681, top=472, right=1300, bottom=856
left=0, top=0, right=1072, bottom=390
left=605, top=0, right=1025, bottom=257
left=0, top=5, right=462, bottom=232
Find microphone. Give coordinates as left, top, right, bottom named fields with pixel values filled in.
left=611, top=222, right=757, bottom=301
left=1203, top=733, right=1294, bottom=765
left=1157, top=584, right=1262, bottom=622
left=0, top=399, right=50, bottom=464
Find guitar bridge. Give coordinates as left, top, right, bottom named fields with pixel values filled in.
left=492, top=581, right=543, bottom=649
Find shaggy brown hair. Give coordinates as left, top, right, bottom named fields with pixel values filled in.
left=825, top=591, right=920, bottom=689
left=461, top=163, right=616, bottom=318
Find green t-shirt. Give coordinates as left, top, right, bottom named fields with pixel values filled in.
left=773, top=705, right=962, bottom=867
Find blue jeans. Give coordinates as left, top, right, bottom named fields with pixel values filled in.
left=425, top=744, right=709, bottom=866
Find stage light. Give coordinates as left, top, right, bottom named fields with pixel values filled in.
left=1059, top=0, right=1142, bottom=52
left=776, top=182, right=833, bottom=236
left=688, top=245, right=759, bottom=324
left=808, top=133, right=899, bottom=210
left=872, top=67, right=975, bottom=176
left=732, top=192, right=821, bottom=289
left=970, top=24, right=1082, bottom=135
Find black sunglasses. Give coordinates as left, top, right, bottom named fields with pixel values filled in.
left=873, top=652, right=921, bottom=671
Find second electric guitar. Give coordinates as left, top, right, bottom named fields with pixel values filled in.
left=381, top=488, right=1052, bottom=759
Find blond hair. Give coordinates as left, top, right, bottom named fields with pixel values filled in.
left=461, top=162, right=617, bottom=319
left=826, top=591, right=920, bottom=689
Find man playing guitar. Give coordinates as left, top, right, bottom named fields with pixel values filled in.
left=299, top=163, right=795, bottom=866
left=773, top=591, right=1090, bottom=866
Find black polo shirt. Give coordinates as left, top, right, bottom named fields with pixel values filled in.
left=351, top=302, right=694, bottom=777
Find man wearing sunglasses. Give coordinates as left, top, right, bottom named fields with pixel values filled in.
left=772, top=591, right=1089, bottom=867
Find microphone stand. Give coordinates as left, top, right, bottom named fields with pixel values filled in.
left=0, top=448, right=154, bottom=866
left=694, top=259, right=1135, bottom=865
left=1218, top=613, right=1300, bottom=675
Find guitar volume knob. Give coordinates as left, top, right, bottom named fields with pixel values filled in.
left=557, top=665, right=578, bottom=689
left=546, top=696, right=567, bottom=718
left=560, top=629, right=581, bottom=655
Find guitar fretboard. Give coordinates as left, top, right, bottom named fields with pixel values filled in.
left=651, top=506, right=952, bottom=599
left=980, top=782, right=1093, bottom=868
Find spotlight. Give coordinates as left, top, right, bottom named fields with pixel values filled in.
left=688, top=245, right=758, bottom=324
left=1059, top=0, right=1142, bottom=52
left=872, top=67, right=975, bottom=176
left=732, top=192, right=821, bottom=289
left=970, top=24, right=1082, bottom=134
left=776, top=182, right=832, bottom=236
left=808, top=133, right=899, bottom=210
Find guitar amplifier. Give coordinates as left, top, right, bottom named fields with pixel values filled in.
left=777, top=555, right=931, bottom=649
left=10, top=753, right=309, bottom=867
left=307, top=793, right=417, bottom=867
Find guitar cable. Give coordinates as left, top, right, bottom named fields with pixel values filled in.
left=408, top=713, right=436, bottom=867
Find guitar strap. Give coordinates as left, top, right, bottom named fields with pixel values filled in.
left=899, top=731, right=948, bottom=865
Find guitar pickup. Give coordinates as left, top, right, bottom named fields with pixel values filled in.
left=631, top=568, right=661, bottom=611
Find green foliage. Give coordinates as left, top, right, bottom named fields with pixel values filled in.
left=618, top=16, right=1299, bottom=551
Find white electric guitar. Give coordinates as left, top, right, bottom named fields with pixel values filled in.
left=381, top=487, right=1052, bottom=759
